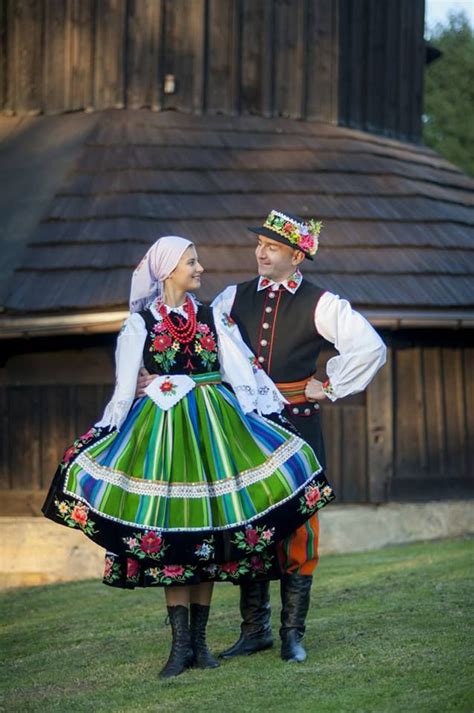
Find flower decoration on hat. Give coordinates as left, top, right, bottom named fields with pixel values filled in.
left=263, top=210, right=322, bottom=257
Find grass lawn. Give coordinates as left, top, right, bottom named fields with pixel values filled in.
left=0, top=537, right=472, bottom=713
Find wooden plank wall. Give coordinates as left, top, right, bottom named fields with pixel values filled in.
left=321, top=394, right=368, bottom=503
left=1, top=0, right=425, bottom=139
left=0, top=344, right=115, bottom=515
left=321, top=338, right=474, bottom=503
left=338, top=0, right=425, bottom=141
left=391, top=343, right=474, bottom=500
left=0, top=0, right=345, bottom=128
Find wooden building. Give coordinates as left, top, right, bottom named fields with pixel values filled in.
left=0, top=0, right=473, bottom=516
left=2, top=0, right=424, bottom=140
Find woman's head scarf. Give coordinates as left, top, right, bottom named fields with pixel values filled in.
left=129, top=236, right=193, bottom=313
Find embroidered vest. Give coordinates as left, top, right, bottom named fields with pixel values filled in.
left=230, top=278, right=326, bottom=383
left=139, top=305, right=220, bottom=376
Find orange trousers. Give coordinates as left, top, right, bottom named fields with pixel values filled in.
left=276, top=513, right=320, bottom=576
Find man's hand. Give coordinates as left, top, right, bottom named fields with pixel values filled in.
left=136, top=367, right=157, bottom=398
left=305, top=378, right=327, bottom=402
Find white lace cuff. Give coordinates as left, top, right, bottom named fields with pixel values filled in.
left=212, top=302, right=287, bottom=415
left=95, top=397, right=135, bottom=430
left=95, top=313, right=146, bottom=430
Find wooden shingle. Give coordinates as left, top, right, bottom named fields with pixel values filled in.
left=4, top=110, right=474, bottom=316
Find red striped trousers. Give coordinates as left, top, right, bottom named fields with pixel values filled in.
left=276, top=513, right=320, bottom=575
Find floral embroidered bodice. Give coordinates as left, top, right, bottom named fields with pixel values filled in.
left=140, top=305, right=220, bottom=376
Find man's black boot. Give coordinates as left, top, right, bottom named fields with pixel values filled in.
left=219, top=581, right=273, bottom=659
left=280, top=574, right=313, bottom=662
left=190, top=603, right=220, bottom=669
left=159, top=605, right=194, bottom=678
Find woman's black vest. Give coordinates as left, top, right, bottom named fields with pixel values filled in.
left=139, top=304, right=220, bottom=376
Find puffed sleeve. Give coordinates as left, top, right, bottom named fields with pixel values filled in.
left=315, top=292, right=387, bottom=401
left=95, top=312, right=147, bottom=429
left=211, top=285, right=237, bottom=314
left=212, top=297, right=287, bottom=415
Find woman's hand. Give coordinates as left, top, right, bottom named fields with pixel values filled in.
left=305, top=378, right=327, bottom=402
left=136, top=367, right=157, bottom=398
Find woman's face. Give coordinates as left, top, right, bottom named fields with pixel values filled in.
left=167, top=245, right=204, bottom=292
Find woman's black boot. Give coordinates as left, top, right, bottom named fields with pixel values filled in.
left=280, top=574, right=313, bottom=662
left=159, top=605, right=194, bottom=678
left=190, top=603, right=220, bottom=669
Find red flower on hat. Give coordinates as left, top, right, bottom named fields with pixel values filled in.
left=283, top=222, right=294, bottom=233
left=298, top=235, right=315, bottom=252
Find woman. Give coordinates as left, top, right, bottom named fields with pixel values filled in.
left=42, top=236, right=335, bottom=678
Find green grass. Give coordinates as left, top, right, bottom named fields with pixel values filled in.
left=1, top=538, right=472, bottom=713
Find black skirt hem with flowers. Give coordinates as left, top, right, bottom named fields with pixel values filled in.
left=102, top=549, right=283, bottom=588
left=42, top=425, right=335, bottom=589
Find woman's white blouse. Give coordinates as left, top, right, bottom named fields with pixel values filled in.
left=95, top=312, right=147, bottom=430
left=95, top=298, right=287, bottom=430
left=212, top=286, right=387, bottom=402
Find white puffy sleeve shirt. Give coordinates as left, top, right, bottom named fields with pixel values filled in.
left=314, top=291, right=386, bottom=401
left=212, top=286, right=387, bottom=402
left=95, top=312, right=147, bottom=430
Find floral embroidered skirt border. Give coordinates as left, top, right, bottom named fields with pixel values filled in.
left=42, top=383, right=335, bottom=588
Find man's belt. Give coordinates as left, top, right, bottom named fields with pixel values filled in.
left=276, top=377, right=320, bottom=416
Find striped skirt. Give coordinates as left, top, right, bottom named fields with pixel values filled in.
left=42, top=375, right=335, bottom=587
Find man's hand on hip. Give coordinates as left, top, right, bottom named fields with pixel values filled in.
left=305, top=378, right=327, bottom=402
left=136, top=368, right=157, bottom=398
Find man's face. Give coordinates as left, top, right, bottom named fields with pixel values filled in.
left=255, top=235, right=303, bottom=282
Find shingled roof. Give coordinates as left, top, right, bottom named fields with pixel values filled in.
left=2, top=109, right=474, bottom=334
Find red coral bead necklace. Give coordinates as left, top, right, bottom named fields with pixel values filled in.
left=157, top=295, right=197, bottom=344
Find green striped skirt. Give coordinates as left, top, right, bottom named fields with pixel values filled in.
left=43, top=372, right=335, bottom=587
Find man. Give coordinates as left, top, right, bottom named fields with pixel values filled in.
left=137, top=210, right=386, bottom=663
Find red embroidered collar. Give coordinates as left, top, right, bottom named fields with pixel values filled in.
left=257, top=270, right=303, bottom=294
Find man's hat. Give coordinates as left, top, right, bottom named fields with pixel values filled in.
left=248, top=210, right=322, bottom=260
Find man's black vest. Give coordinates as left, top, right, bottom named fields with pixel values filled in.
left=230, top=277, right=327, bottom=384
